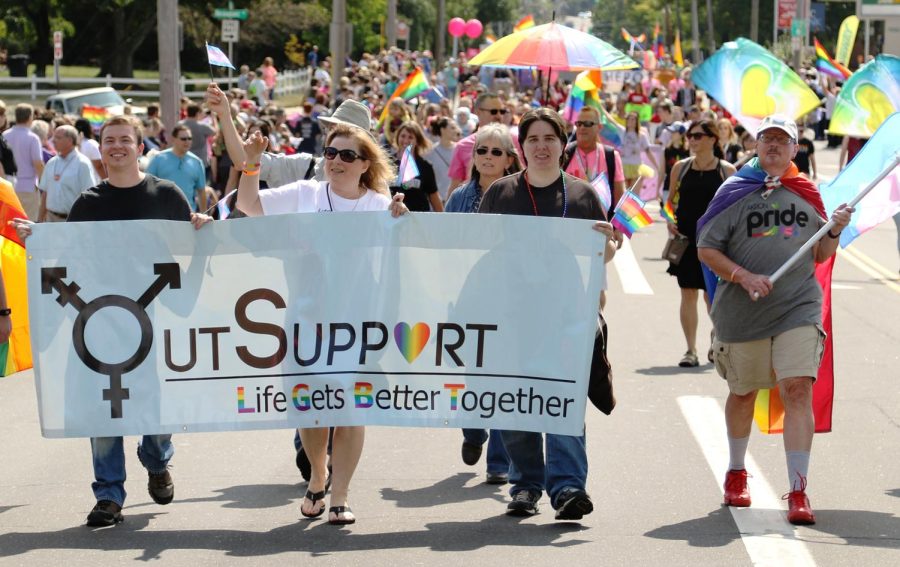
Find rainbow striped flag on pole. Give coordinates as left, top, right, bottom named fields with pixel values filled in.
left=814, top=37, right=851, bottom=80
left=377, top=68, right=430, bottom=130
left=514, top=15, right=535, bottom=33
left=610, top=190, right=652, bottom=238
left=0, top=179, right=32, bottom=377
left=81, top=105, right=110, bottom=132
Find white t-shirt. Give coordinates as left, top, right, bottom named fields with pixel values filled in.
left=259, top=179, right=391, bottom=215
left=79, top=138, right=101, bottom=161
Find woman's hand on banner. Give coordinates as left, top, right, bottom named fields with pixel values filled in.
left=191, top=213, right=213, bottom=230
left=389, top=193, right=409, bottom=218
left=9, top=218, right=33, bottom=242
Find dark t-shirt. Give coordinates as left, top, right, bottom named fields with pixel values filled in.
left=68, top=174, right=193, bottom=222
left=389, top=154, right=438, bottom=212
left=479, top=171, right=605, bottom=221
left=293, top=117, right=321, bottom=154
left=795, top=138, right=815, bottom=174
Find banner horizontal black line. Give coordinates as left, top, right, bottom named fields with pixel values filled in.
left=164, top=371, right=576, bottom=384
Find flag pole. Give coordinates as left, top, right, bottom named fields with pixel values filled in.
left=761, top=153, right=900, bottom=291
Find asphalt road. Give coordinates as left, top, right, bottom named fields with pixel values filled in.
left=0, top=140, right=898, bottom=566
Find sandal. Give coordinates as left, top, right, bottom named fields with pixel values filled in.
left=678, top=351, right=699, bottom=368
left=300, top=489, right=326, bottom=518
left=328, top=505, right=356, bottom=525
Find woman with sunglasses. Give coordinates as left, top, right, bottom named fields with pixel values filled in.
left=235, top=123, right=407, bottom=526
left=389, top=121, right=444, bottom=212
left=620, top=111, right=659, bottom=189
left=664, top=119, right=736, bottom=367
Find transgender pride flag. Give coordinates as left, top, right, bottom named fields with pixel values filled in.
left=398, top=145, right=420, bottom=184
left=821, top=112, right=900, bottom=248
left=206, top=42, right=235, bottom=69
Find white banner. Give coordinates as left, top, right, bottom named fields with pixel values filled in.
left=26, top=212, right=606, bottom=438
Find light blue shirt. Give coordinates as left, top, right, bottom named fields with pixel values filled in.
left=146, top=149, right=205, bottom=211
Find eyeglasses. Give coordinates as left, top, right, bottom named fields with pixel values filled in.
left=686, top=132, right=710, bottom=140
left=758, top=134, right=794, bottom=145
left=323, top=146, right=364, bottom=162
left=480, top=108, right=509, bottom=115
left=177, top=137, right=193, bottom=141
left=574, top=121, right=597, bottom=128
left=475, top=146, right=506, bottom=157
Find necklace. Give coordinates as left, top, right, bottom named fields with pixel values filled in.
left=693, top=155, right=719, bottom=171
left=53, top=152, right=76, bottom=182
left=523, top=169, right=567, bottom=218
left=326, top=183, right=365, bottom=212
left=575, top=146, right=600, bottom=181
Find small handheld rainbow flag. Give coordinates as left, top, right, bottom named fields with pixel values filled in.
left=611, top=190, right=652, bottom=238
left=591, top=172, right=612, bottom=211
left=814, top=37, right=851, bottom=80
left=660, top=199, right=676, bottom=223
left=206, top=42, right=235, bottom=70
left=398, top=145, right=420, bottom=184
left=514, top=15, right=535, bottom=33
left=81, top=105, right=109, bottom=132
left=377, top=68, right=430, bottom=130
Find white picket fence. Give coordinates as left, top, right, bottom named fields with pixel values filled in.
left=0, top=68, right=310, bottom=102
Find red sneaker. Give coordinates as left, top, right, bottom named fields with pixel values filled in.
left=723, top=469, right=751, bottom=507
left=785, top=490, right=816, bottom=525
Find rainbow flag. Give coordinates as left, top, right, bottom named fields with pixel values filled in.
left=0, top=179, right=32, bottom=377
left=660, top=199, right=676, bottom=223
left=206, top=42, right=235, bottom=69
left=485, top=34, right=497, bottom=45
left=652, top=24, right=665, bottom=58
left=814, top=37, right=851, bottom=80
left=81, top=105, right=109, bottom=132
left=562, top=70, right=604, bottom=123
left=514, top=15, right=535, bottom=33
left=610, top=190, right=652, bottom=238
left=377, top=68, right=430, bottom=130
left=621, top=27, right=645, bottom=51
left=398, top=145, right=420, bottom=184
left=598, top=105, right=625, bottom=147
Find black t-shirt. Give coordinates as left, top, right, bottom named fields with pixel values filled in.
left=293, top=117, right=321, bottom=155
left=389, top=154, right=438, bottom=212
left=478, top=171, right=605, bottom=221
left=795, top=138, right=815, bottom=174
left=68, top=174, right=193, bottom=222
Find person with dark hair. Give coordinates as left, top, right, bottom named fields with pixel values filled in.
left=179, top=103, right=217, bottom=176
left=665, top=118, right=736, bottom=367
left=146, top=123, right=207, bottom=210
left=74, top=117, right=105, bottom=180
left=389, top=121, right=443, bottom=212
left=424, top=116, right=460, bottom=202
left=478, top=108, right=617, bottom=521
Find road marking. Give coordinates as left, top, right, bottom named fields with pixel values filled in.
left=831, top=283, right=861, bottom=290
left=842, top=245, right=900, bottom=280
left=837, top=248, right=900, bottom=295
left=677, top=396, right=817, bottom=567
left=612, top=237, right=653, bottom=295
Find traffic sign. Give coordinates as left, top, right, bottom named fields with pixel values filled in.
left=53, top=31, right=63, bottom=61
left=221, top=19, right=240, bottom=42
left=791, top=18, right=807, bottom=39
left=213, top=8, right=248, bottom=21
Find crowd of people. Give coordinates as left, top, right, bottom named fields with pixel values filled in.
left=0, top=42, right=885, bottom=531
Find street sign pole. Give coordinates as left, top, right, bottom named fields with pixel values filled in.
left=53, top=30, right=63, bottom=93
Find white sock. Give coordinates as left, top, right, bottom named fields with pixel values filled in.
left=786, top=451, right=810, bottom=492
left=728, top=436, right=750, bottom=471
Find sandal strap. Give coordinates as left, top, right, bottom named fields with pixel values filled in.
left=305, top=489, right=326, bottom=503
left=329, top=505, right=352, bottom=515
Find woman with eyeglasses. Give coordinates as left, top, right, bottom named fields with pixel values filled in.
left=235, top=122, right=407, bottom=526
left=665, top=119, right=736, bottom=367
left=389, top=121, right=444, bottom=212
left=620, top=111, right=659, bottom=189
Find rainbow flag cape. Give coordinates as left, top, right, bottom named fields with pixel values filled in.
left=828, top=54, right=900, bottom=138
left=821, top=112, right=900, bottom=248
left=814, top=38, right=851, bottom=80
left=610, top=190, right=652, bottom=238
left=206, top=42, right=235, bottom=69
left=0, top=179, right=32, bottom=377
left=562, top=70, right=604, bottom=123
left=398, top=145, right=419, bottom=184
left=377, top=68, right=430, bottom=130
left=514, top=15, right=535, bottom=33
left=673, top=29, right=684, bottom=67
left=81, top=105, right=109, bottom=132
left=697, top=159, right=834, bottom=434
left=660, top=199, right=676, bottom=223
left=692, top=38, right=820, bottom=133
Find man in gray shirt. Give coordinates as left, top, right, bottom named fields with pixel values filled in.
left=697, top=114, right=852, bottom=526
left=2, top=104, right=44, bottom=219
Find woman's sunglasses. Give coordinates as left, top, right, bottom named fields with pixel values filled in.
left=475, top=146, right=506, bottom=157
left=686, top=132, right=711, bottom=140
left=323, top=147, right=364, bottom=163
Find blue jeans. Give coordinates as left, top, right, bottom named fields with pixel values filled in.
left=91, top=435, right=173, bottom=506
left=462, top=428, right=510, bottom=474
left=500, top=428, right=588, bottom=509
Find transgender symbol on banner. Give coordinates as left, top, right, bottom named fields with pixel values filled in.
left=40, top=263, right=181, bottom=419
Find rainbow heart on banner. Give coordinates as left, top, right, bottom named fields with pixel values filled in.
left=393, top=322, right=431, bottom=363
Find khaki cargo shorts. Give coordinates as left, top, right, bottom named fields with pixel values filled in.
left=711, top=324, right=826, bottom=395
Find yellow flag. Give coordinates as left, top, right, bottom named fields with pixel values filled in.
left=835, top=15, right=859, bottom=67
left=673, top=29, right=684, bottom=67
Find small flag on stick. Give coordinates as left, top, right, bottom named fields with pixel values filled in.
left=611, top=190, right=653, bottom=238
left=206, top=42, right=235, bottom=79
left=398, top=145, right=420, bottom=184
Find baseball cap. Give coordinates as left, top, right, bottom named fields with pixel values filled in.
left=756, top=114, right=798, bottom=140
left=318, top=99, right=375, bottom=140
left=666, top=121, right=687, bottom=134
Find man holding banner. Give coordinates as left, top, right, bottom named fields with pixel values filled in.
left=696, top=115, right=853, bottom=526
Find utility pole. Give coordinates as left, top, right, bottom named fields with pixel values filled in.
left=792, top=0, right=805, bottom=70
left=157, top=0, right=180, bottom=137
left=436, top=0, right=446, bottom=68
left=387, top=0, right=397, bottom=49
left=691, top=0, right=701, bottom=63
left=331, top=0, right=347, bottom=89
left=751, top=0, right=759, bottom=42
left=705, top=0, right=716, bottom=54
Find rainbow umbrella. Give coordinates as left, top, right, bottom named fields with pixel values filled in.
left=467, top=21, right=638, bottom=71
left=828, top=54, right=900, bottom=138
left=692, top=38, right=820, bottom=132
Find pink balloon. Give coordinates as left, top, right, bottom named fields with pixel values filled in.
left=464, top=19, right=483, bottom=39
left=448, top=17, right=466, bottom=38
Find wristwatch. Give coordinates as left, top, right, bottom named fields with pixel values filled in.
left=0, top=308, right=10, bottom=316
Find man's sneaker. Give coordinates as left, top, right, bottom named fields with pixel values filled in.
left=554, top=488, right=593, bottom=521
left=785, top=490, right=816, bottom=525
left=723, top=469, right=751, bottom=507
left=461, top=441, right=483, bottom=466
left=485, top=471, right=509, bottom=485
left=296, top=446, right=312, bottom=482
left=506, top=490, right=540, bottom=516
left=86, top=500, right=123, bottom=527
left=148, top=470, right=174, bottom=505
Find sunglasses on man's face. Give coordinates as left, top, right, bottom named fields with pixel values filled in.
left=323, top=146, right=364, bottom=163
left=481, top=108, right=509, bottom=115
left=475, top=146, right=506, bottom=157
left=574, top=121, right=597, bottom=128
left=178, top=137, right=193, bottom=141
left=686, top=132, right=710, bottom=140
